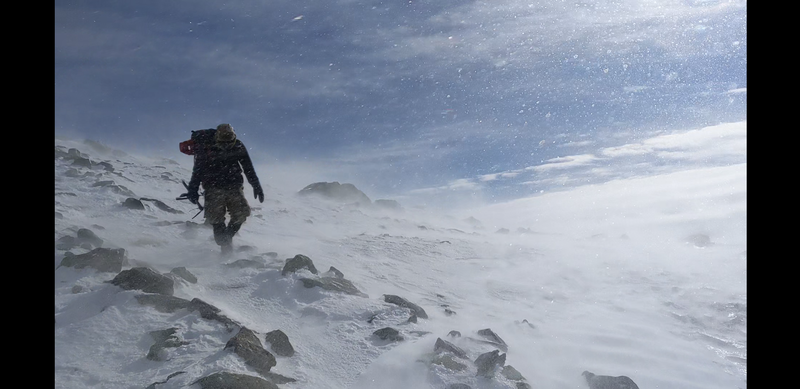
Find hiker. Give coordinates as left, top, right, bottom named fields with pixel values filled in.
left=185, top=123, right=264, bottom=254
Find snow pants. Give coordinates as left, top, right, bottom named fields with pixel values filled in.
left=203, top=186, right=251, bottom=226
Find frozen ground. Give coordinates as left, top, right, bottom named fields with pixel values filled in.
left=55, top=136, right=746, bottom=389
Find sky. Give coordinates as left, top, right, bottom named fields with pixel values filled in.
left=54, top=0, right=746, bottom=207
left=54, top=136, right=746, bottom=389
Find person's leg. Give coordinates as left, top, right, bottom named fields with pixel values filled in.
left=225, top=186, right=251, bottom=243
left=204, top=188, right=230, bottom=247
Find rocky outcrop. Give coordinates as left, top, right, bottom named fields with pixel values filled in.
left=110, top=267, right=175, bottom=295
left=384, top=294, right=428, bottom=319
left=373, top=327, right=404, bottom=342
left=582, top=371, right=640, bottom=389
left=264, top=330, right=295, bottom=357
left=474, top=349, right=506, bottom=377
left=300, top=277, right=368, bottom=297
left=225, top=327, right=277, bottom=376
left=192, top=371, right=279, bottom=389
left=56, top=228, right=105, bottom=251
left=282, top=254, right=318, bottom=275
left=297, top=182, right=371, bottom=205
left=147, top=327, right=189, bottom=361
left=59, top=247, right=128, bottom=273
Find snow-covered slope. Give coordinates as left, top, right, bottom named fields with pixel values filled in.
left=55, top=136, right=746, bottom=389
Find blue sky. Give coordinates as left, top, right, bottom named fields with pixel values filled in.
left=54, top=0, right=746, bottom=207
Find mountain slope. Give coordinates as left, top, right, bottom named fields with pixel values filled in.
left=55, top=137, right=746, bottom=389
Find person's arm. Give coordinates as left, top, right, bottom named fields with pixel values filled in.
left=237, top=142, right=264, bottom=202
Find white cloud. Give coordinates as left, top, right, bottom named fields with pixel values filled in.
left=526, top=154, right=601, bottom=173
left=601, top=121, right=746, bottom=161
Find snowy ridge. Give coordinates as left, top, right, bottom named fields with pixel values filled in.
left=55, top=137, right=746, bottom=389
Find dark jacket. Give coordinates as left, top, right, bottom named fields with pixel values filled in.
left=187, top=138, right=261, bottom=193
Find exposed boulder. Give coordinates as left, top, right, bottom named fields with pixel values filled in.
left=384, top=294, right=428, bottom=319
left=264, top=329, right=295, bottom=357
left=226, top=258, right=268, bottom=269
left=447, top=384, right=472, bottom=389
left=469, top=328, right=508, bottom=352
left=474, top=349, right=506, bottom=377
left=686, top=233, right=712, bottom=248
left=582, top=371, right=640, bottom=389
left=434, top=337, right=468, bottom=359
left=146, top=327, right=189, bottom=361
left=122, top=198, right=146, bottom=210
left=298, top=182, right=371, bottom=205
left=501, top=365, right=525, bottom=381
left=299, top=277, right=368, bottom=297
left=188, top=298, right=239, bottom=330
left=110, top=267, right=175, bottom=296
left=432, top=354, right=468, bottom=372
left=135, top=294, right=191, bottom=313
left=192, top=371, right=279, bottom=389
left=225, top=327, right=276, bottom=376
left=169, top=267, right=197, bottom=284
left=145, top=371, right=186, bottom=389
left=140, top=197, right=183, bottom=214
left=325, top=266, right=344, bottom=278
left=56, top=228, right=105, bottom=251
left=373, top=327, right=404, bottom=342
left=77, top=228, right=104, bottom=247
left=59, top=247, right=127, bottom=273
left=282, top=254, right=318, bottom=276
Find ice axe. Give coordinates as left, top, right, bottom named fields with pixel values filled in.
left=176, top=180, right=204, bottom=219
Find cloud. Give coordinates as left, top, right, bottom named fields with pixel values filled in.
left=526, top=154, right=602, bottom=173
left=600, top=121, right=746, bottom=161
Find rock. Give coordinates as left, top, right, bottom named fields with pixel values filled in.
left=383, top=294, right=428, bottom=319
left=226, top=259, right=267, bottom=269
left=192, top=371, right=279, bottom=389
left=188, top=298, right=239, bottom=329
left=297, top=182, right=371, bottom=205
left=56, top=235, right=78, bottom=250
left=140, top=197, right=183, bottom=214
left=474, top=328, right=508, bottom=351
left=76, top=228, right=104, bottom=247
left=434, top=338, right=468, bottom=359
left=146, top=327, right=189, bottom=361
left=264, top=329, right=295, bottom=357
left=122, top=197, right=145, bottom=210
left=282, top=254, right=318, bottom=275
left=373, top=327, right=404, bottom=342
left=299, top=277, right=368, bottom=297
left=501, top=365, right=526, bottom=381
left=59, top=247, right=127, bottom=273
left=582, top=371, right=640, bottom=389
left=110, top=267, right=175, bottom=295
left=170, top=267, right=197, bottom=284
left=474, top=350, right=506, bottom=377
left=686, top=233, right=712, bottom=248
left=135, top=294, right=191, bottom=313
left=447, top=384, right=472, bottom=389
left=145, top=371, right=186, bottom=389
left=225, top=327, right=276, bottom=375
left=432, top=354, right=467, bottom=372
left=325, top=266, right=344, bottom=278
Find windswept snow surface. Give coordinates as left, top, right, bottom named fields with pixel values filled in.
left=55, top=136, right=746, bottom=389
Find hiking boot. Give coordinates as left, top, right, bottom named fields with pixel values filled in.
left=220, top=243, right=233, bottom=256
left=212, top=223, right=229, bottom=246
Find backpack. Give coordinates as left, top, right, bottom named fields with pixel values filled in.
left=179, top=129, right=216, bottom=156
